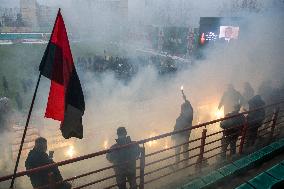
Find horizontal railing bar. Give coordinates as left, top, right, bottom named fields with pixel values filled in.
left=144, top=154, right=200, bottom=177
left=145, top=145, right=201, bottom=167
left=205, top=138, right=222, bottom=146
left=203, top=151, right=223, bottom=161
left=146, top=137, right=202, bottom=157
left=144, top=161, right=197, bottom=185
left=74, top=174, right=116, bottom=189
left=258, top=131, right=270, bottom=137
left=203, top=145, right=222, bottom=154
left=206, top=130, right=224, bottom=137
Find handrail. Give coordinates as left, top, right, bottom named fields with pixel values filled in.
left=0, top=101, right=283, bottom=187
left=145, top=136, right=202, bottom=157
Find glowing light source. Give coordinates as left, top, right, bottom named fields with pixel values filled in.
left=180, top=85, right=184, bottom=91
left=215, top=109, right=224, bottom=119
left=103, top=140, right=108, bottom=149
left=200, top=33, right=205, bottom=44
left=66, top=145, right=75, bottom=158
left=164, top=140, right=169, bottom=149
left=146, top=133, right=158, bottom=147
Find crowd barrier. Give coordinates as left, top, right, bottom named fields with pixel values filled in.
left=1, top=101, right=283, bottom=189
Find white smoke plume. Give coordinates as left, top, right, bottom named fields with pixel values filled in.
left=0, top=0, right=284, bottom=188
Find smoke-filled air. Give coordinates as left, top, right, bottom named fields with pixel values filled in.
left=0, top=0, right=284, bottom=189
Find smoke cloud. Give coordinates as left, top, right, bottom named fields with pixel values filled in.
left=0, top=0, right=284, bottom=188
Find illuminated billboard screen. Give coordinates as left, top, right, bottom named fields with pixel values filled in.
left=219, top=26, right=239, bottom=40
left=199, top=17, right=242, bottom=46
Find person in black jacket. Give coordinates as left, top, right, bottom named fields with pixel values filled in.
left=106, top=127, right=141, bottom=189
left=220, top=104, right=245, bottom=159
left=246, top=95, right=266, bottom=147
left=25, top=137, right=71, bottom=189
left=218, top=84, right=245, bottom=115
left=172, top=91, right=193, bottom=168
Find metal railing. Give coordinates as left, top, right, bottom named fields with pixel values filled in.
left=1, top=101, right=284, bottom=189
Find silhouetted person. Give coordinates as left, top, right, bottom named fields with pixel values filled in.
left=106, top=127, right=141, bottom=189
left=218, top=84, right=244, bottom=115
left=258, top=80, right=273, bottom=104
left=25, top=137, right=71, bottom=189
left=220, top=104, right=245, bottom=159
left=15, top=92, right=23, bottom=110
left=22, top=81, right=28, bottom=93
left=2, top=76, right=9, bottom=93
left=246, top=95, right=266, bottom=147
left=172, top=90, right=193, bottom=169
left=0, top=97, right=11, bottom=132
left=242, top=82, right=255, bottom=111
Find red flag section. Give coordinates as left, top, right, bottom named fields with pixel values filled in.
left=45, top=10, right=73, bottom=121
left=40, top=9, right=85, bottom=139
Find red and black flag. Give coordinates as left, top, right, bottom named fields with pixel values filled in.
left=39, top=9, right=85, bottom=139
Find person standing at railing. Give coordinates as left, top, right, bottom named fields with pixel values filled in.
left=218, top=84, right=245, bottom=115
left=171, top=88, right=193, bottom=170
left=246, top=95, right=266, bottom=147
left=242, top=82, right=255, bottom=111
left=106, top=127, right=141, bottom=189
left=220, top=104, right=245, bottom=159
left=25, top=137, right=71, bottom=189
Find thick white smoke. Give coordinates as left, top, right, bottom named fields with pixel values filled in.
left=0, top=0, right=284, bottom=188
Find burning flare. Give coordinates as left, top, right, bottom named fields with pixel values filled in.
left=215, top=109, right=224, bottom=119
left=66, top=145, right=75, bottom=158
left=103, top=140, right=109, bottom=149
left=146, top=132, right=158, bottom=147
left=180, top=85, right=184, bottom=91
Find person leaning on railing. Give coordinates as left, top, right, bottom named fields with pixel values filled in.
left=106, top=127, right=141, bottom=189
left=25, top=137, right=71, bottom=189
left=220, top=104, right=245, bottom=160
left=218, top=84, right=245, bottom=115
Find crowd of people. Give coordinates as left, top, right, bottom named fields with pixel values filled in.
left=0, top=76, right=33, bottom=113
left=21, top=80, right=284, bottom=189
left=76, top=54, right=179, bottom=81
left=1, top=69, right=283, bottom=189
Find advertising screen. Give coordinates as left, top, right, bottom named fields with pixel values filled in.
left=219, top=26, right=239, bottom=40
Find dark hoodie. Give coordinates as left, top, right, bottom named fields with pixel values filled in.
left=247, top=95, right=266, bottom=127
left=25, top=148, right=63, bottom=188
left=106, top=136, right=141, bottom=173
left=173, top=100, right=193, bottom=139
left=220, top=111, right=245, bottom=136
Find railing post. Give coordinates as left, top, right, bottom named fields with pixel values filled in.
left=139, top=145, right=145, bottom=189
left=195, top=129, right=207, bottom=173
left=48, top=172, right=55, bottom=189
left=239, top=117, right=248, bottom=154
left=270, top=107, right=280, bottom=142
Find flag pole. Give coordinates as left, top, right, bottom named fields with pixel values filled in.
left=9, top=73, right=42, bottom=188
left=9, top=8, right=61, bottom=188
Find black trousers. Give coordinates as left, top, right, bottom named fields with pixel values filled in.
left=174, top=137, right=189, bottom=166
left=115, top=171, right=137, bottom=189
left=246, top=123, right=262, bottom=148
left=221, top=134, right=238, bottom=158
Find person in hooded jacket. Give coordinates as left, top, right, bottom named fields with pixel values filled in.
left=218, top=84, right=245, bottom=115
left=25, top=137, right=71, bottom=189
left=246, top=95, right=266, bottom=147
left=220, top=104, right=245, bottom=159
left=242, top=82, right=254, bottom=111
left=172, top=92, right=193, bottom=168
left=106, top=127, right=141, bottom=189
